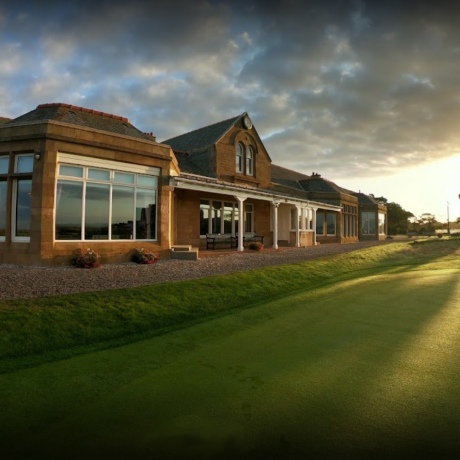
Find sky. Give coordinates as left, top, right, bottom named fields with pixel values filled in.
left=1, top=0, right=459, bottom=222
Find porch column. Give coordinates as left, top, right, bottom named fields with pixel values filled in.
left=235, top=196, right=247, bottom=252
left=312, top=207, right=318, bottom=246
left=272, top=201, right=280, bottom=249
left=295, top=206, right=302, bottom=247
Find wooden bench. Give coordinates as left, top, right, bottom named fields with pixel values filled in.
left=240, top=232, right=264, bottom=245
left=206, top=234, right=237, bottom=250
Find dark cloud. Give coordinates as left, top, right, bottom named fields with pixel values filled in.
left=1, top=0, right=460, bottom=188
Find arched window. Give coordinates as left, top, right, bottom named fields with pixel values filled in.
left=235, top=143, right=255, bottom=176
left=236, top=143, right=244, bottom=173
left=246, top=146, right=254, bottom=176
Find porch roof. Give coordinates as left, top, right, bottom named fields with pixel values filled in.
left=170, top=173, right=342, bottom=212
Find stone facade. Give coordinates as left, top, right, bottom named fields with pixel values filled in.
left=0, top=105, right=387, bottom=266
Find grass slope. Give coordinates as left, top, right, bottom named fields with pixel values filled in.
left=1, top=239, right=459, bottom=373
left=0, top=239, right=459, bottom=458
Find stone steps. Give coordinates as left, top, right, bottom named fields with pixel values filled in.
left=170, top=245, right=199, bottom=260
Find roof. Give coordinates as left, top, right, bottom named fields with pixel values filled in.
left=162, top=114, right=242, bottom=152
left=2, top=103, right=155, bottom=141
left=271, top=164, right=311, bottom=190
left=351, top=192, right=381, bottom=205
left=173, top=150, right=214, bottom=177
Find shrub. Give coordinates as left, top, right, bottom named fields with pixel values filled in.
left=248, top=242, right=264, bottom=251
left=71, top=248, right=101, bottom=269
left=132, top=248, right=158, bottom=264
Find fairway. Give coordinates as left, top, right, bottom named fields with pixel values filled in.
left=1, top=267, right=460, bottom=458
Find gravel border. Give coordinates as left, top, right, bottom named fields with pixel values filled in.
left=0, top=241, right=393, bottom=300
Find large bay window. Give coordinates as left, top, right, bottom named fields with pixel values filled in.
left=200, top=199, right=253, bottom=235
left=362, top=212, right=376, bottom=235
left=55, top=154, right=159, bottom=241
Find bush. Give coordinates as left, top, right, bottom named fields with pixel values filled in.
left=248, top=242, right=264, bottom=251
left=132, top=248, right=158, bottom=264
left=71, top=248, right=101, bottom=269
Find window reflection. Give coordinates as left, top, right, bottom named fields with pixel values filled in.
left=85, top=183, right=110, bottom=239
left=136, top=189, right=156, bottom=240
left=112, top=186, right=134, bottom=239
left=55, top=180, right=83, bottom=240
left=15, top=179, right=32, bottom=237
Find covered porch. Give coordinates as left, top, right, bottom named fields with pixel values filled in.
left=170, top=175, right=342, bottom=253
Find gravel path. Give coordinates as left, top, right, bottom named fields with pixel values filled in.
left=0, top=241, right=393, bottom=300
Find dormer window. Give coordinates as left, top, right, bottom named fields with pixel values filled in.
left=236, top=143, right=244, bottom=173
left=235, top=142, right=255, bottom=176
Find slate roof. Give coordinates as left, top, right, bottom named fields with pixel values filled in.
left=270, top=164, right=311, bottom=190
left=173, top=150, right=213, bottom=177
left=350, top=191, right=380, bottom=205
left=2, top=103, right=154, bottom=141
left=162, top=114, right=242, bottom=152
left=271, top=164, right=349, bottom=194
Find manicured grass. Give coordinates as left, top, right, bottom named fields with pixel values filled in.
left=0, top=238, right=459, bottom=457
left=1, top=238, right=459, bottom=373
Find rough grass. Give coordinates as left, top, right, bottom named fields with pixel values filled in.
left=0, top=238, right=459, bottom=373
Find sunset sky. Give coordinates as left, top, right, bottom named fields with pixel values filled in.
left=1, top=0, right=459, bottom=222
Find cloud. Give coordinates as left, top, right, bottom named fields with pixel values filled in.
left=1, top=0, right=460, bottom=186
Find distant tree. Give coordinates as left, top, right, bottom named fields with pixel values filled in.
left=411, top=213, right=442, bottom=235
left=377, top=199, right=414, bottom=235
left=456, top=217, right=460, bottom=224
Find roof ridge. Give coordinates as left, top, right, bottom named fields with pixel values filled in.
left=37, top=103, right=130, bottom=123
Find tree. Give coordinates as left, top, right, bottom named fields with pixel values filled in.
left=410, top=213, right=442, bottom=235
left=374, top=198, right=414, bottom=235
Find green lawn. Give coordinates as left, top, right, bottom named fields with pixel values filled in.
left=1, top=239, right=460, bottom=458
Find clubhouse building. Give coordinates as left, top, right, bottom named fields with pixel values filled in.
left=0, top=103, right=387, bottom=265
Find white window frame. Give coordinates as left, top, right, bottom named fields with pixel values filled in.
left=236, top=143, right=244, bottom=174
left=246, top=146, right=254, bottom=176
left=55, top=153, right=160, bottom=242
left=235, top=143, right=256, bottom=176
left=200, top=199, right=254, bottom=236
left=12, top=153, right=34, bottom=243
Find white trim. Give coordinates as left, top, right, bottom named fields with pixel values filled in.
left=170, top=176, right=341, bottom=212
left=55, top=154, right=159, bottom=242
left=57, top=152, right=160, bottom=176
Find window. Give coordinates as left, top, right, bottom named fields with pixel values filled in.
left=55, top=154, right=159, bottom=241
left=246, top=146, right=254, bottom=176
left=200, top=199, right=253, bottom=235
left=362, top=212, right=376, bottom=235
left=378, top=213, right=386, bottom=235
left=12, top=154, right=34, bottom=241
left=236, top=143, right=244, bottom=173
left=316, top=211, right=325, bottom=234
left=0, top=156, right=8, bottom=240
left=290, top=208, right=306, bottom=231
left=327, top=213, right=336, bottom=235
left=235, top=142, right=255, bottom=176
